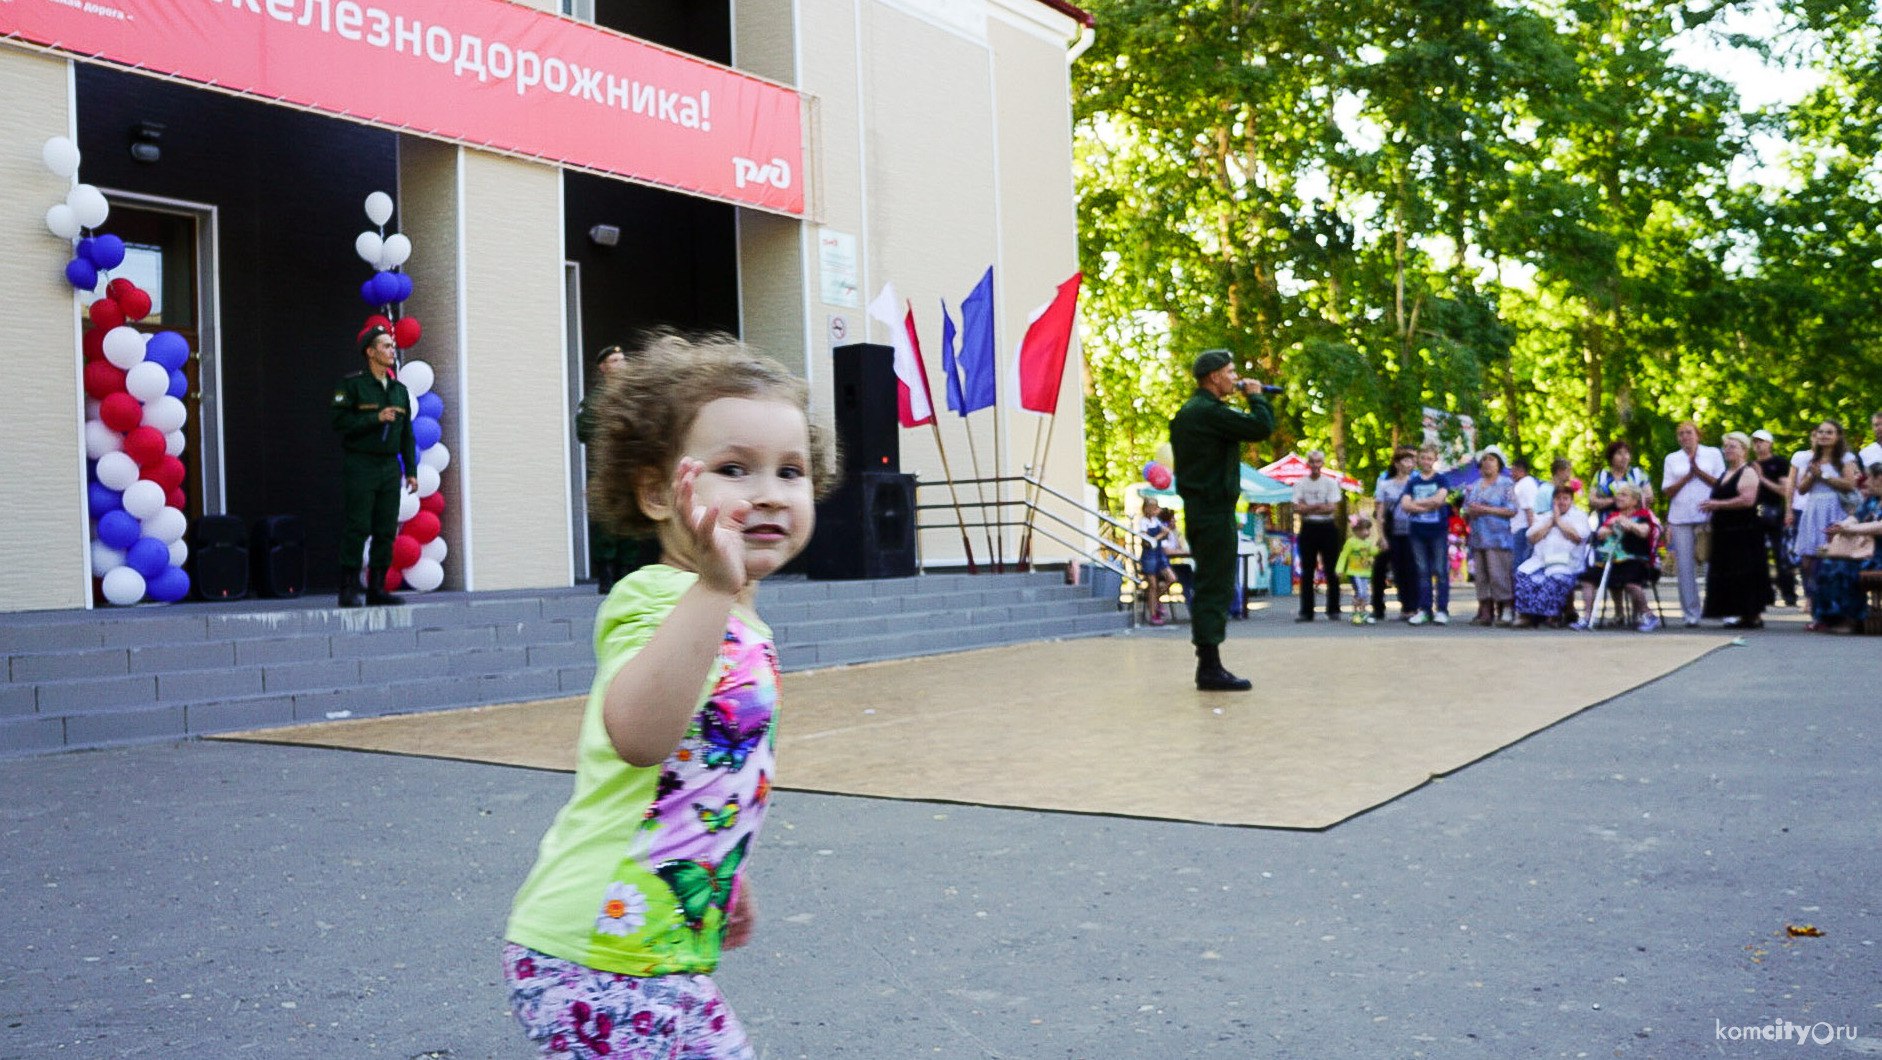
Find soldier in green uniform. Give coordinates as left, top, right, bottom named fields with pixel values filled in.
left=1168, top=348, right=1275, bottom=691
left=330, top=326, right=418, bottom=608
left=576, top=345, right=628, bottom=593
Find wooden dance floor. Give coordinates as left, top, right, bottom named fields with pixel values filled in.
left=215, top=632, right=1730, bottom=830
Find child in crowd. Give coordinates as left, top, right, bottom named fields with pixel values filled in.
left=503, top=332, right=836, bottom=1059
left=1138, top=499, right=1177, bottom=625
left=1337, top=516, right=1380, bottom=624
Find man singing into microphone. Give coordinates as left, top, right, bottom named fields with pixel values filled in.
left=1168, top=348, right=1275, bottom=692
left=330, top=325, right=418, bottom=608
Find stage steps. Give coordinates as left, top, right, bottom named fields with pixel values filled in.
left=0, top=570, right=1127, bottom=757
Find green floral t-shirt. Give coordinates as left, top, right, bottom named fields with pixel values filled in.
left=505, top=565, right=778, bottom=976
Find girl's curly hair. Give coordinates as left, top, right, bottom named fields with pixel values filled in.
left=586, top=330, right=840, bottom=537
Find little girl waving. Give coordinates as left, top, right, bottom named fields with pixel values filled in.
left=504, top=332, right=836, bottom=1059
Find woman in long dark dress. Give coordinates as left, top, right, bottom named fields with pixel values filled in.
left=1700, top=432, right=1772, bottom=628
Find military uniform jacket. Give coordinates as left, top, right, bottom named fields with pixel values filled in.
left=331, top=370, right=419, bottom=469
left=1168, top=388, right=1275, bottom=511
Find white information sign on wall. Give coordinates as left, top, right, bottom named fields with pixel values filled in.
left=818, top=228, right=860, bottom=308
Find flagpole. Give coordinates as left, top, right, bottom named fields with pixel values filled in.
left=961, top=421, right=1001, bottom=573
left=1017, top=415, right=1053, bottom=569
left=926, top=420, right=979, bottom=574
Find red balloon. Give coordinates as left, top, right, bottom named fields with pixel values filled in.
left=84, top=359, right=127, bottom=400
left=117, top=287, right=153, bottom=322
left=390, top=533, right=423, bottom=570
left=83, top=326, right=109, bottom=362
left=1144, top=461, right=1173, bottom=491
left=147, top=454, right=186, bottom=490
left=419, top=492, right=446, bottom=515
left=100, top=392, right=143, bottom=433
left=405, top=510, right=441, bottom=544
left=392, top=316, right=422, bottom=350
left=89, top=298, right=126, bottom=331
left=383, top=567, right=403, bottom=593
left=165, top=486, right=188, bottom=511
left=124, top=425, right=166, bottom=468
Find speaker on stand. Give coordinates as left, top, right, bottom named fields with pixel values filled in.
left=799, top=343, right=920, bottom=580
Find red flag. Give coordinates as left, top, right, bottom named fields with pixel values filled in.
left=1014, top=272, right=1082, bottom=415
left=867, top=282, right=935, bottom=427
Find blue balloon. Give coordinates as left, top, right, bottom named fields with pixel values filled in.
left=360, top=277, right=382, bottom=306
left=98, top=509, right=141, bottom=550
left=370, top=271, right=401, bottom=304
left=413, top=414, right=442, bottom=452
left=147, top=331, right=190, bottom=370
left=167, top=368, right=188, bottom=399
left=84, top=233, right=126, bottom=270
left=126, top=536, right=172, bottom=580
left=395, top=273, right=415, bottom=301
left=417, top=392, right=444, bottom=420
left=65, top=257, right=99, bottom=291
left=148, top=564, right=191, bottom=603
left=88, top=481, right=123, bottom=517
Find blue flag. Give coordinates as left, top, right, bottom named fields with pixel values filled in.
left=939, top=300, right=967, bottom=415
left=958, top=267, right=996, bottom=414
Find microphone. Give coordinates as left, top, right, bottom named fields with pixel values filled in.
left=1258, top=384, right=1284, bottom=394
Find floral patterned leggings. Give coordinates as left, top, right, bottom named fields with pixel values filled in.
left=503, top=943, right=754, bottom=1059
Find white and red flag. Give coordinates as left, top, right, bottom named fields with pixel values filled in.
left=1012, top=272, right=1083, bottom=415
left=867, top=282, right=935, bottom=428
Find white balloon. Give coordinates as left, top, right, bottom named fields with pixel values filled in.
left=125, top=361, right=170, bottom=402
left=164, top=429, right=187, bottom=457
left=402, top=558, right=444, bottom=592
left=42, top=136, right=81, bottom=179
left=415, top=463, right=440, bottom=499
left=46, top=203, right=81, bottom=241
left=101, top=566, right=147, bottom=606
left=397, top=488, right=419, bottom=524
left=364, top=191, right=394, bottom=227
left=419, top=443, right=450, bottom=473
left=121, top=479, right=166, bottom=520
left=355, top=230, right=384, bottom=267
left=143, top=395, right=188, bottom=434
left=398, top=359, right=433, bottom=398
left=143, top=506, right=187, bottom=545
left=103, top=326, right=146, bottom=370
left=168, top=538, right=189, bottom=568
left=95, top=451, right=141, bottom=491
left=381, top=233, right=412, bottom=268
left=66, top=184, right=110, bottom=230
left=85, top=421, right=123, bottom=460
left=92, top=540, right=126, bottom=575
left=420, top=536, right=448, bottom=564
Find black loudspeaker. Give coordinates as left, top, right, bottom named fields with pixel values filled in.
left=806, top=471, right=918, bottom=580
left=250, top=515, right=307, bottom=598
left=830, top=344, right=899, bottom=478
left=189, top=515, right=249, bottom=601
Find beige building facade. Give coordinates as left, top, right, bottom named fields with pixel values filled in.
left=0, top=0, right=1091, bottom=612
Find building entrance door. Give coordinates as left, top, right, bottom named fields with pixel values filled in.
left=103, top=197, right=221, bottom=523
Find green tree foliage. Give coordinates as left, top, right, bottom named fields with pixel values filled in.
left=1076, top=0, right=1882, bottom=508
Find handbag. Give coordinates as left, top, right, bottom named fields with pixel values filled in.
left=1825, top=531, right=1875, bottom=562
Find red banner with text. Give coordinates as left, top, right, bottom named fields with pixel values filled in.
left=1, top=0, right=805, bottom=215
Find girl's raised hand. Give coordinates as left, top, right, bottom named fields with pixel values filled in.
left=672, top=458, right=752, bottom=595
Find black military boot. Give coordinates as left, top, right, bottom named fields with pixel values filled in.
left=365, top=567, right=405, bottom=606
left=1194, top=643, right=1253, bottom=692
left=338, top=568, right=363, bottom=609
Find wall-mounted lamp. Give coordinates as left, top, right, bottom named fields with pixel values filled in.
left=587, top=224, right=621, bottom=247
left=129, top=120, right=166, bottom=164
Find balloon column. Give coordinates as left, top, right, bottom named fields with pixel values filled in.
left=44, top=136, right=195, bottom=606
left=355, top=191, right=449, bottom=594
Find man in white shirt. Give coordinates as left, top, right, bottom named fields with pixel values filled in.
left=1510, top=458, right=1538, bottom=570
left=1859, top=410, right=1882, bottom=473
left=1661, top=421, right=1725, bottom=626
left=1290, top=450, right=1345, bottom=621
